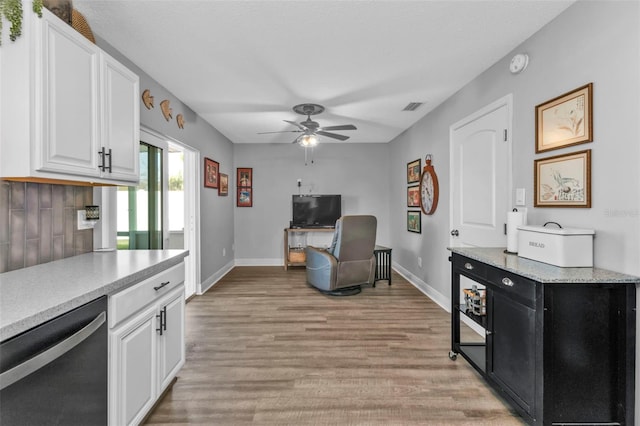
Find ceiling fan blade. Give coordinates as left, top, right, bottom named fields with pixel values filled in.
left=284, top=120, right=306, bottom=131
left=257, top=130, right=302, bottom=134
left=316, top=131, right=350, bottom=141
left=317, top=124, right=357, bottom=131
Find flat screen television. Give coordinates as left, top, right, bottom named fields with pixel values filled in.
left=291, top=194, right=341, bottom=228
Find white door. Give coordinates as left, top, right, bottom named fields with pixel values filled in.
left=450, top=95, right=512, bottom=247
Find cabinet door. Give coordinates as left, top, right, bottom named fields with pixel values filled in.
left=487, top=290, right=536, bottom=415
left=157, top=286, right=185, bottom=392
left=102, top=54, right=140, bottom=182
left=39, top=16, right=101, bottom=177
left=110, top=305, right=157, bottom=426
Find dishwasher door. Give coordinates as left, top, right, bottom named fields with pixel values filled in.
left=0, top=296, right=108, bottom=426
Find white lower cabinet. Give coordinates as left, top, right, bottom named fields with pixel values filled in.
left=109, top=263, right=185, bottom=426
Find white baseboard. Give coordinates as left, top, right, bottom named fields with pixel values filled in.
left=199, top=259, right=234, bottom=294
left=234, top=258, right=283, bottom=266
left=392, top=262, right=449, bottom=312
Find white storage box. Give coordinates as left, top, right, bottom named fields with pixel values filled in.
left=517, top=223, right=595, bottom=267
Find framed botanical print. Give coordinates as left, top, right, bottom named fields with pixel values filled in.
left=407, top=159, right=421, bottom=184
left=237, top=187, right=253, bottom=207
left=534, top=149, right=591, bottom=208
left=204, top=158, right=219, bottom=188
left=218, top=173, right=229, bottom=196
left=535, top=83, right=593, bottom=153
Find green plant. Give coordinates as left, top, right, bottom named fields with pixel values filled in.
left=0, top=0, right=43, bottom=45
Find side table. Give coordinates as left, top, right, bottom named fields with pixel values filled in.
left=373, top=245, right=392, bottom=286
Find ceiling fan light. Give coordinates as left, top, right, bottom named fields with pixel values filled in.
left=299, top=134, right=318, bottom=147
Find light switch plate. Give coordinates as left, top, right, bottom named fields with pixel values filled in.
left=515, top=188, right=526, bottom=206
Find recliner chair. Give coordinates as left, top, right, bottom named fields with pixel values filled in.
left=305, top=215, right=377, bottom=295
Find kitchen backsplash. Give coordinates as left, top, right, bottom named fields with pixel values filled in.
left=0, top=181, right=94, bottom=273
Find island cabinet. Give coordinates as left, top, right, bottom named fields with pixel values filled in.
left=0, top=1, right=139, bottom=185
left=108, top=262, right=185, bottom=426
left=449, top=248, right=637, bottom=426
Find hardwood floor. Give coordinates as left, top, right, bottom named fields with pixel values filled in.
left=145, top=266, right=524, bottom=425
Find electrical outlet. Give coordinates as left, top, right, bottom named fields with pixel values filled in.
left=417, top=257, right=422, bottom=268
left=223, top=248, right=226, bottom=257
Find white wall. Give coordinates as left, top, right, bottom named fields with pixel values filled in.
left=232, top=143, right=391, bottom=263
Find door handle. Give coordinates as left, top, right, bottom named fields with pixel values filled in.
left=450, top=229, right=459, bottom=237
left=0, top=312, right=106, bottom=390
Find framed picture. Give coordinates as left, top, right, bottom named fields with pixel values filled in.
left=204, top=158, right=219, bottom=188
left=407, top=185, right=420, bottom=207
left=218, top=173, right=229, bottom=196
left=407, top=159, right=421, bottom=184
left=407, top=211, right=421, bottom=233
left=237, top=187, right=253, bottom=207
left=534, top=149, right=591, bottom=208
left=535, top=83, right=593, bottom=153
left=237, top=167, right=252, bottom=187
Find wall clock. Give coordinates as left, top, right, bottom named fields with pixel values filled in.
left=420, top=154, right=439, bottom=215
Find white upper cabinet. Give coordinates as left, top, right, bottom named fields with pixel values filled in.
left=0, top=2, right=139, bottom=185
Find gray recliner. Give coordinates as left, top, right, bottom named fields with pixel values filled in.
left=305, top=215, right=377, bottom=295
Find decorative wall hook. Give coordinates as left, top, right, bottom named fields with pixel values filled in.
left=160, top=99, right=172, bottom=121
left=142, top=89, right=154, bottom=109
left=176, top=113, right=185, bottom=129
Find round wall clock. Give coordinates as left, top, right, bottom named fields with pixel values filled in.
left=420, top=154, right=439, bottom=215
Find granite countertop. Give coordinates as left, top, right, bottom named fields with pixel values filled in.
left=449, top=247, right=640, bottom=284
left=0, top=249, right=189, bottom=341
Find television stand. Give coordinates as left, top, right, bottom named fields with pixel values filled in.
left=283, top=227, right=334, bottom=270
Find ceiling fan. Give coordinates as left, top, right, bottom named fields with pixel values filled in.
left=258, top=103, right=357, bottom=146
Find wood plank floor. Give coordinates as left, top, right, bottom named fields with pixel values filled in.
left=145, top=266, right=524, bottom=425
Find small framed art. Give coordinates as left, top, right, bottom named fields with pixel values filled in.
left=407, top=185, right=420, bottom=208
left=218, top=173, right=229, bottom=196
left=407, top=159, right=421, bottom=184
left=237, top=187, right=253, bottom=207
left=407, top=211, right=421, bottom=233
left=535, top=83, right=593, bottom=153
left=237, top=167, right=252, bottom=187
left=204, top=158, right=219, bottom=188
left=534, top=149, right=591, bottom=208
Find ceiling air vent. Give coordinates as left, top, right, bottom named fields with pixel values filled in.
left=402, top=102, right=423, bottom=111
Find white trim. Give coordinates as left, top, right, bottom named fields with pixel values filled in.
left=199, top=260, right=234, bottom=294
left=234, top=258, right=284, bottom=267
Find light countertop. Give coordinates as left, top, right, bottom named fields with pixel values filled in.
left=449, top=247, right=639, bottom=284
left=0, top=250, right=188, bottom=341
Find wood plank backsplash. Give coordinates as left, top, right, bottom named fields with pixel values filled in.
left=0, top=181, right=94, bottom=273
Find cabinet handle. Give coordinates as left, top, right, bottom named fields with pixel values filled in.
left=154, top=281, right=170, bottom=291
left=105, top=148, right=112, bottom=173
left=501, top=277, right=514, bottom=287
left=156, top=306, right=167, bottom=335
left=464, top=263, right=474, bottom=270
left=98, top=147, right=105, bottom=171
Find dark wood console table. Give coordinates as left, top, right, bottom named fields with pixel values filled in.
left=449, top=247, right=637, bottom=426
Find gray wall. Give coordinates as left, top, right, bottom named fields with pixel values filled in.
left=96, top=37, right=235, bottom=285
left=233, top=143, right=391, bottom=263
left=389, top=0, right=640, bottom=316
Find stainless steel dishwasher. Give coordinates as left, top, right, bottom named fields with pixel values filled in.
left=0, top=296, right=108, bottom=425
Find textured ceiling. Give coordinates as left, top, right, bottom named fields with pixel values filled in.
left=74, top=0, right=575, bottom=144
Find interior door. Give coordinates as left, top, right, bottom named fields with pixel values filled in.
left=450, top=96, right=512, bottom=247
